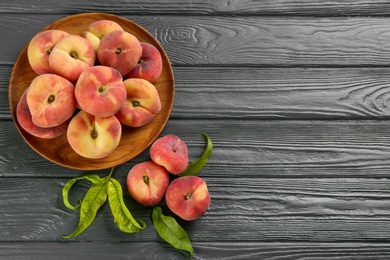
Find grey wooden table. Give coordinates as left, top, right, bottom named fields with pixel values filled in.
left=2, top=1, right=390, bottom=259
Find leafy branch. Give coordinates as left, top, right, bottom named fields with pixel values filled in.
left=62, top=133, right=213, bottom=258
left=62, top=167, right=145, bottom=238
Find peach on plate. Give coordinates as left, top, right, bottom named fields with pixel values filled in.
left=97, top=30, right=142, bottom=75
left=26, top=73, right=77, bottom=128
left=8, top=12, right=175, bottom=171
left=126, top=161, right=170, bottom=206
left=126, top=42, right=162, bottom=83
left=17, top=88, right=69, bottom=139
left=49, top=34, right=96, bottom=82
left=27, top=29, right=70, bottom=75
left=150, top=134, right=188, bottom=175
left=66, top=110, right=122, bottom=159
left=165, top=175, right=211, bottom=221
left=75, top=65, right=127, bottom=117
left=82, top=20, right=124, bottom=53
left=115, top=78, right=161, bottom=128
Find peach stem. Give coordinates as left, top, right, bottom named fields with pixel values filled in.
left=185, top=191, right=192, bottom=200
left=99, top=85, right=107, bottom=93
left=90, top=125, right=98, bottom=139
left=143, top=175, right=149, bottom=185
left=69, top=51, right=78, bottom=59
left=47, top=94, right=55, bottom=104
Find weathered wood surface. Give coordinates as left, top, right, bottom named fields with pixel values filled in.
left=2, top=174, right=390, bottom=242
left=3, top=119, right=390, bottom=178
left=3, top=66, right=390, bottom=120
left=2, top=15, right=390, bottom=66
left=2, top=242, right=390, bottom=260
left=2, top=0, right=390, bottom=259
left=2, top=0, right=390, bottom=16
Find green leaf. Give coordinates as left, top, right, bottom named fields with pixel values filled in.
left=62, top=174, right=102, bottom=210
left=152, top=206, right=194, bottom=256
left=107, top=178, right=146, bottom=233
left=62, top=176, right=109, bottom=239
left=180, top=132, right=212, bottom=176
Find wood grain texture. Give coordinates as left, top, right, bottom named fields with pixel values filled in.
left=3, top=119, right=390, bottom=178
left=1, top=177, right=390, bottom=243
left=171, top=67, right=390, bottom=119
left=0, top=65, right=12, bottom=119
left=2, top=0, right=390, bottom=16
left=2, top=0, right=390, bottom=259
left=1, top=242, right=390, bottom=260
left=2, top=15, right=390, bottom=66
left=0, top=241, right=188, bottom=260
left=3, top=66, right=390, bottom=120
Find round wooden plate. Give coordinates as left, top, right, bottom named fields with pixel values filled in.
left=8, top=13, right=175, bottom=170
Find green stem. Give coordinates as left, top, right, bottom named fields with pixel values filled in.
left=108, top=167, right=116, bottom=179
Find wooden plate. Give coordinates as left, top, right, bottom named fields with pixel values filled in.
left=8, top=13, right=174, bottom=170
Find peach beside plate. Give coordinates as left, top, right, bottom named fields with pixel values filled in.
left=8, top=13, right=175, bottom=170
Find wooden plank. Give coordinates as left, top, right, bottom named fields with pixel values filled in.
left=171, top=67, right=390, bottom=120
left=0, top=241, right=187, bottom=259
left=3, top=66, right=390, bottom=120
left=2, top=15, right=390, bottom=66
left=1, top=176, right=390, bottom=242
left=2, top=0, right=390, bottom=17
left=3, top=119, right=390, bottom=178
left=1, top=241, right=390, bottom=259
left=1, top=65, right=12, bottom=119
left=3, top=1, right=390, bottom=259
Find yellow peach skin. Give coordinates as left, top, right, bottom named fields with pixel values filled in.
left=67, top=110, right=122, bottom=159
left=75, top=65, right=127, bottom=117
left=116, top=78, right=161, bottom=127
left=17, top=88, right=69, bottom=139
left=27, top=29, right=70, bottom=75
left=82, top=20, right=124, bottom=52
left=26, top=74, right=77, bottom=128
left=49, top=35, right=96, bottom=82
left=126, top=161, right=170, bottom=206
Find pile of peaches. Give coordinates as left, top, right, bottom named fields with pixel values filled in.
left=128, top=134, right=211, bottom=221
left=16, top=20, right=163, bottom=159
